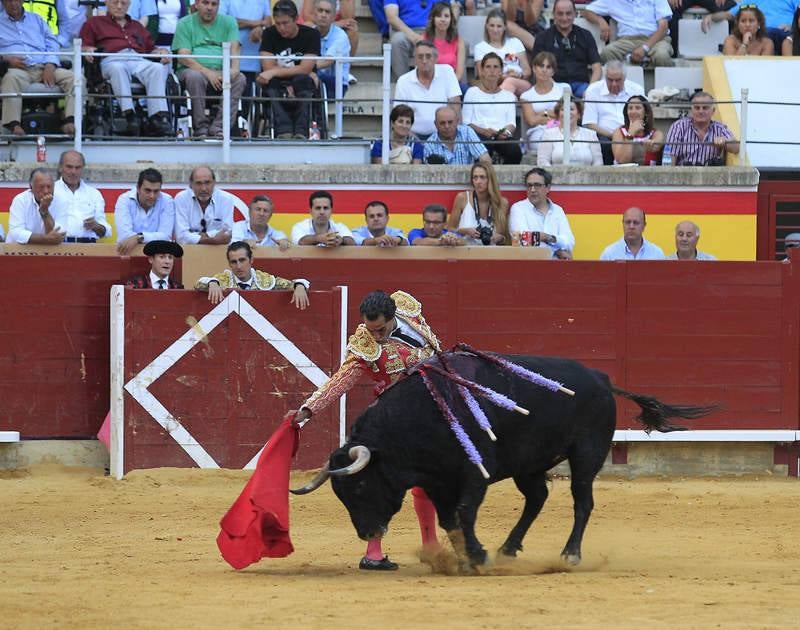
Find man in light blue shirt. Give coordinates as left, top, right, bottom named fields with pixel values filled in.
left=231, top=194, right=291, bottom=249
left=221, top=0, right=271, bottom=76
left=115, top=168, right=176, bottom=255
left=312, top=0, right=350, bottom=96
left=0, top=0, right=76, bottom=135
left=599, top=206, right=666, bottom=260
left=352, top=200, right=407, bottom=246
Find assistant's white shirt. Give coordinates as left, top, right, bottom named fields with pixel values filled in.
left=54, top=178, right=111, bottom=239
left=7, top=189, right=67, bottom=244
left=394, top=64, right=462, bottom=136
left=290, top=217, right=353, bottom=245
left=508, top=198, right=576, bottom=257
left=463, top=86, right=518, bottom=131
left=582, top=78, right=645, bottom=135
left=174, top=188, right=240, bottom=245
left=114, top=188, right=176, bottom=242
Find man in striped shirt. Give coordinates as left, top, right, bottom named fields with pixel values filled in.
left=664, top=91, right=740, bottom=166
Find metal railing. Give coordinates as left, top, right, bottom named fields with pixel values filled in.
left=5, top=41, right=798, bottom=168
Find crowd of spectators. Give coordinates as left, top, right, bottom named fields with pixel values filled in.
left=3, top=158, right=723, bottom=263
left=0, top=0, right=794, bottom=161
left=379, top=0, right=769, bottom=166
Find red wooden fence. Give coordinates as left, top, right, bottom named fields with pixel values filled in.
left=2, top=254, right=798, bottom=469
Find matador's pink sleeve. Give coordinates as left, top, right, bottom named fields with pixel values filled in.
left=301, top=353, right=369, bottom=416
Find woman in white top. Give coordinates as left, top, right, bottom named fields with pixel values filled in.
left=537, top=98, right=603, bottom=167
left=463, top=52, right=521, bottom=165
left=473, top=8, right=531, bottom=97
left=448, top=162, right=510, bottom=246
left=520, top=51, right=568, bottom=155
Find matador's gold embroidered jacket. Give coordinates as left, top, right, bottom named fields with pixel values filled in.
left=301, top=290, right=440, bottom=415
left=194, top=269, right=309, bottom=291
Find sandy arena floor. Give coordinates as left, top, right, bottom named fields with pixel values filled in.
left=1, top=465, right=798, bottom=629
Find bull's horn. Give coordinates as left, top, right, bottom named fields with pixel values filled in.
left=329, top=446, right=371, bottom=476
left=289, top=463, right=330, bottom=495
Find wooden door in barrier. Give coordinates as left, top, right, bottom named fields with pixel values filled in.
left=112, top=287, right=345, bottom=476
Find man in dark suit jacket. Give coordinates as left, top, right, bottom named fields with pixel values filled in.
left=126, top=240, right=184, bottom=289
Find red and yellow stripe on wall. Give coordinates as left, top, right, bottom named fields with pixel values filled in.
left=0, top=183, right=757, bottom=260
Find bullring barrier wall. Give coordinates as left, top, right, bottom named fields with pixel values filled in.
left=1, top=243, right=799, bottom=475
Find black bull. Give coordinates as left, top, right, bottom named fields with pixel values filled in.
left=292, top=353, right=713, bottom=568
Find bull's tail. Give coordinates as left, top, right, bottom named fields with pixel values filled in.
left=611, top=386, right=717, bottom=433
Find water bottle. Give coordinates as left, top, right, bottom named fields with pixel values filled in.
left=661, top=144, right=672, bottom=166
left=36, top=136, right=47, bottom=162
left=308, top=121, right=321, bottom=141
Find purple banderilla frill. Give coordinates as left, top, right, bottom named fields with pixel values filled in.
left=456, top=343, right=573, bottom=395
left=418, top=367, right=490, bottom=479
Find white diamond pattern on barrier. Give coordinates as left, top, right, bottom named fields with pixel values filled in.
left=124, top=292, right=330, bottom=470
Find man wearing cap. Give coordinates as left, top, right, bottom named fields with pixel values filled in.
left=126, top=240, right=185, bottom=289
left=667, top=220, right=716, bottom=261
left=115, top=168, right=176, bottom=256
left=194, top=240, right=310, bottom=308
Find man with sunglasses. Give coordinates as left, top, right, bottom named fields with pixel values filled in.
left=508, top=167, right=575, bottom=259
left=174, top=165, right=240, bottom=245
left=663, top=91, right=739, bottom=166
left=531, top=0, right=601, bottom=98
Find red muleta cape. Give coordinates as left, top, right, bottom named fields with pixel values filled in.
left=216, top=414, right=300, bottom=569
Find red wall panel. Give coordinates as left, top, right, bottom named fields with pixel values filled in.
left=2, top=255, right=799, bottom=455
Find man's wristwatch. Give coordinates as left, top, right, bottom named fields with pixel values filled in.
left=137, top=233, right=144, bottom=243
left=641, top=44, right=651, bottom=54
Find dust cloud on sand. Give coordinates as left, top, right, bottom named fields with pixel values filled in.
left=1, top=465, right=798, bottom=629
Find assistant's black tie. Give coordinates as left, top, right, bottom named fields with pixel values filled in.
left=237, top=282, right=249, bottom=290
left=391, top=330, right=423, bottom=348
left=157, top=279, right=166, bottom=290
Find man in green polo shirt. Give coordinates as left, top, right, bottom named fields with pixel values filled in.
left=173, top=0, right=247, bottom=138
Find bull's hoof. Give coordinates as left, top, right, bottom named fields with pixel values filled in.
left=359, top=556, right=399, bottom=571
left=560, top=552, right=581, bottom=567
left=468, top=549, right=488, bottom=568
left=498, top=543, right=521, bottom=558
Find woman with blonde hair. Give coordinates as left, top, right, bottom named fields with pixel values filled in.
left=448, top=162, right=511, bottom=245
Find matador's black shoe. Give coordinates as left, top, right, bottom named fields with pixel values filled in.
left=359, top=555, right=399, bottom=571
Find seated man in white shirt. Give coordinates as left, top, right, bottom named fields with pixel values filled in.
left=352, top=200, right=407, bottom=247
left=508, top=167, right=575, bottom=259
left=599, top=206, right=666, bottom=260
left=195, top=240, right=310, bottom=308
left=393, top=40, right=462, bottom=139
left=232, top=194, right=291, bottom=250
left=174, top=165, right=240, bottom=245
left=583, top=0, right=674, bottom=67
left=582, top=61, right=645, bottom=165
left=53, top=151, right=112, bottom=243
left=290, top=190, right=355, bottom=247
left=115, top=167, right=176, bottom=255
left=7, top=167, right=67, bottom=244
